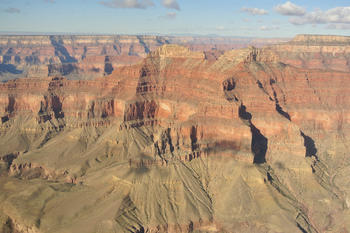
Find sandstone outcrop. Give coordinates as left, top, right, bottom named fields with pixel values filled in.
left=0, top=35, right=350, bottom=233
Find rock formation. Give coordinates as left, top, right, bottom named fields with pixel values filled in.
left=0, top=35, right=288, bottom=81
left=0, top=35, right=350, bottom=233
left=266, top=34, right=350, bottom=72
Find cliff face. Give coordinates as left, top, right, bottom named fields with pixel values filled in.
left=0, top=36, right=350, bottom=233
left=0, top=35, right=167, bottom=81
left=0, top=35, right=288, bottom=81
left=266, top=34, right=350, bottom=72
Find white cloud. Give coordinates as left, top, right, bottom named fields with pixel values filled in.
left=274, top=1, right=305, bottom=16
left=160, top=12, right=177, bottom=19
left=4, top=7, right=20, bottom=13
left=289, top=7, right=350, bottom=25
left=99, top=0, right=154, bottom=9
left=99, top=0, right=180, bottom=10
left=241, top=7, right=268, bottom=16
left=161, top=0, right=180, bottom=10
left=166, top=12, right=176, bottom=18
left=326, top=23, right=350, bottom=30
left=215, top=26, right=225, bottom=31
left=276, top=4, right=350, bottom=31
left=260, top=25, right=280, bottom=31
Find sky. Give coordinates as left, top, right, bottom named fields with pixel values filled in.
left=1, top=0, right=350, bottom=37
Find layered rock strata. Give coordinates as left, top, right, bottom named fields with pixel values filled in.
left=0, top=35, right=288, bottom=81
left=266, top=34, right=350, bottom=72
left=0, top=36, right=349, bottom=233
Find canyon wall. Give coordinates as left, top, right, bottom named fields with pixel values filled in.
left=0, top=35, right=288, bottom=81
left=267, top=34, right=350, bottom=72
left=0, top=35, right=349, bottom=233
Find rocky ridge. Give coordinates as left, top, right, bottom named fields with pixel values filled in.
left=0, top=35, right=288, bottom=81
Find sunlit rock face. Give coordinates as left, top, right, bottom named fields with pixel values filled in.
left=0, top=35, right=350, bottom=233
left=266, top=34, right=350, bottom=72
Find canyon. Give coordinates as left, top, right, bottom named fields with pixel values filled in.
left=0, top=35, right=288, bottom=81
left=0, top=34, right=350, bottom=233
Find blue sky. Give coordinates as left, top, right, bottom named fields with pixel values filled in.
left=1, top=0, right=350, bottom=37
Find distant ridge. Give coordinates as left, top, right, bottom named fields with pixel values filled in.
left=0, top=34, right=289, bottom=81
left=291, top=34, right=350, bottom=44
